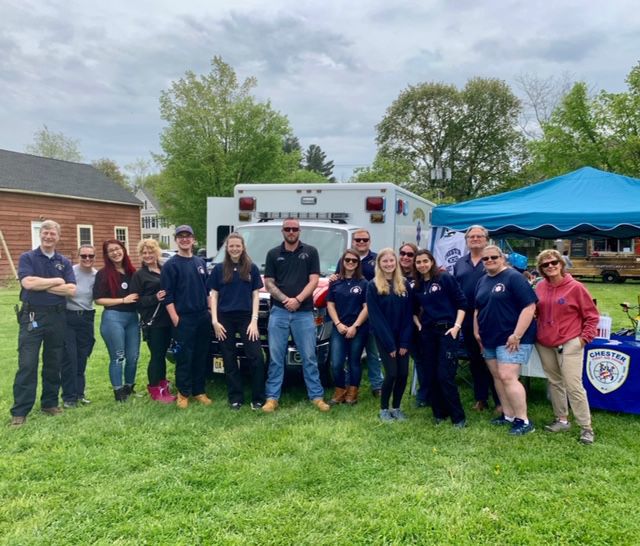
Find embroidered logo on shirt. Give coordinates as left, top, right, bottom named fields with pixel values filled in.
left=350, top=286, right=362, bottom=294
left=492, top=283, right=506, bottom=293
left=299, top=252, right=309, bottom=260
left=558, top=297, right=566, bottom=304
left=55, top=263, right=65, bottom=271
left=429, top=283, right=441, bottom=293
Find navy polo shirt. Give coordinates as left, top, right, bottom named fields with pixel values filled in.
left=413, top=272, right=467, bottom=326
left=161, top=255, right=209, bottom=315
left=474, top=268, right=538, bottom=349
left=326, top=277, right=368, bottom=331
left=207, top=262, right=263, bottom=313
left=18, top=247, right=75, bottom=306
left=453, top=253, right=485, bottom=311
left=264, top=241, right=320, bottom=312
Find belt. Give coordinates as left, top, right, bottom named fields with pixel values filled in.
left=22, top=303, right=65, bottom=313
left=66, top=309, right=96, bottom=316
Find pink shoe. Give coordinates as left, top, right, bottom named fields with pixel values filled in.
left=147, top=384, right=176, bottom=404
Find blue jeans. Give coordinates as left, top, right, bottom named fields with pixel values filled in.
left=265, top=306, right=324, bottom=400
left=330, top=327, right=367, bottom=388
left=100, top=309, right=140, bottom=388
left=365, top=333, right=384, bottom=390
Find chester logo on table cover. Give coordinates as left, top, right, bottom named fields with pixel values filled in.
left=586, top=348, right=630, bottom=394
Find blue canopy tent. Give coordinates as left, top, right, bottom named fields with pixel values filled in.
left=431, top=167, right=640, bottom=241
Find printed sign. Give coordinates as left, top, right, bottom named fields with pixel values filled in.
left=586, top=348, right=630, bottom=394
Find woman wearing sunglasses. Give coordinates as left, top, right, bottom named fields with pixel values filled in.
left=93, top=239, right=140, bottom=402
left=474, top=245, right=537, bottom=435
left=413, top=249, right=467, bottom=427
left=326, top=249, right=369, bottom=405
left=61, top=245, right=97, bottom=408
left=534, top=249, right=599, bottom=444
left=398, top=243, right=418, bottom=286
left=367, top=248, right=413, bottom=421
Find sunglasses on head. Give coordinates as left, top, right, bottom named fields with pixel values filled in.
left=353, top=238, right=369, bottom=243
left=540, top=259, right=560, bottom=269
left=80, top=254, right=95, bottom=259
left=481, top=255, right=501, bottom=262
left=282, top=227, right=300, bottom=233
left=344, top=257, right=359, bottom=264
left=399, top=251, right=415, bottom=258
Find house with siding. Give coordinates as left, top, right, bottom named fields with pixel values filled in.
left=135, top=186, right=176, bottom=250
left=0, top=149, right=142, bottom=281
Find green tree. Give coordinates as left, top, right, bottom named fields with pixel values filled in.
left=304, top=144, right=335, bottom=181
left=155, top=56, right=295, bottom=238
left=529, top=62, right=640, bottom=179
left=373, top=79, right=525, bottom=202
left=92, top=158, right=129, bottom=188
left=26, top=125, right=83, bottom=162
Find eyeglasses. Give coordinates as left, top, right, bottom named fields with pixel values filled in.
left=79, top=254, right=95, bottom=259
left=282, top=227, right=300, bottom=233
left=353, top=238, right=370, bottom=243
left=399, top=251, right=415, bottom=258
left=481, top=255, right=501, bottom=262
left=540, top=259, right=560, bottom=269
left=344, top=257, right=359, bottom=264
left=176, top=234, right=193, bottom=239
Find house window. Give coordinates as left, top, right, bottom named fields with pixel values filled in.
left=115, top=226, right=129, bottom=251
left=30, top=221, right=42, bottom=249
left=77, top=225, right=93, bottom=247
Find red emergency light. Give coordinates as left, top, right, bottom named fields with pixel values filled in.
left=365, top=196, right=385, bottom=211
left=239, top=197, right=256, bottom=211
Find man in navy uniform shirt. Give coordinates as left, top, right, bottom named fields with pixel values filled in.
left=10, top=220, right=76, bottom=427
left=453, top=225, right=500, bottom=413
left=262, top=218, right=330, bottom=412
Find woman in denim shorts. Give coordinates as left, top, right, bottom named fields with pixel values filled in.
left=474, top=246, right=537, bottom=435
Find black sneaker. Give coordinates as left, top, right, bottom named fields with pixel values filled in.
left=230, top=402, right=242, bottom=411
left=490, top=414, right=511, bottom=426
left=251, top=401, right=264, bottom=411
left=63, top=401, right=77, bottom=409
left=509, top=418, right=535, bottom=436
left=78, top=396, right=91, bottom=405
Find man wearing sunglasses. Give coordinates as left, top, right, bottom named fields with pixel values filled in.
left=61, top=244, right=98, bottom=408
left=453, top=225, right=501, bottom=414
left=262, top=218, right=329, bottom=412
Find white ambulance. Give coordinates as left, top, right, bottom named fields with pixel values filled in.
left=206, top=182, right=434, bottom=381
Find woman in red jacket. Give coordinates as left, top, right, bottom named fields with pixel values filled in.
left=535, top=249, right=599, bottom=444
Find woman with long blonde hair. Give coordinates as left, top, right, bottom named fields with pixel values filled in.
left=366, top=248, right=413, bottom=421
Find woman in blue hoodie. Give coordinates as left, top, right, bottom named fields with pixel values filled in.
left=366, top=248, right=413, bottom=421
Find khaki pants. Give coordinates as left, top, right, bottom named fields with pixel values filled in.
left=536, top=337, right=592, bottom=428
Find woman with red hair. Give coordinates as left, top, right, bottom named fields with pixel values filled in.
left=93, top=240, right=140, bottom=401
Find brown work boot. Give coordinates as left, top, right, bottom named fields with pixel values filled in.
left=312, top=398, right=331, bottom=412
left=10, top=415, right=26, bottom=427
left=472, top=400, right=487, bottom=412
left=41, top=406, right=63, bottom=416
left=193, top=394, right=213, bottom=406
left=344, top=386, right=359, bottom=405
left=176, top=393, right=189, bottom=409
left=262, top=398, right=279, bottom=413
left=329, top=387, right=347, bottom=405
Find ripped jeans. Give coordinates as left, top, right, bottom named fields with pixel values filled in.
left=100, top=309, right=140, bottom=388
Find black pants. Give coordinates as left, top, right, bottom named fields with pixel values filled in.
left=421, top=326, right=465, bottom=424
left=145, top=326, right=172, bottom=385
left=172, top=311, right=211, bottom=397
left=12, top=306, right=66, bottom=416
left=461, top=318, right=499, bottom=405
left=219, top=311, right=265, bottom=404
left=376, top=339, right=409, bottom=410
left=61, top=310, right=95, bottom=402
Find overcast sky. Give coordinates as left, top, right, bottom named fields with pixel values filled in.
left=2, top=0, right=639, bottom=181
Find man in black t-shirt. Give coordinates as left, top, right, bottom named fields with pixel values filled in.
left=262, top=219, right=330, bottom=413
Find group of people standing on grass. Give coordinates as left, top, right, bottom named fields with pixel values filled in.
left=9, top=219, right=599, bottom=444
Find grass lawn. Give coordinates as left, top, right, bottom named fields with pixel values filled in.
left=1, top=281, right=639, bottom=545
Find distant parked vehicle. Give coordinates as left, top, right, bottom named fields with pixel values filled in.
left=160, top=250, right=177, bottom=264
